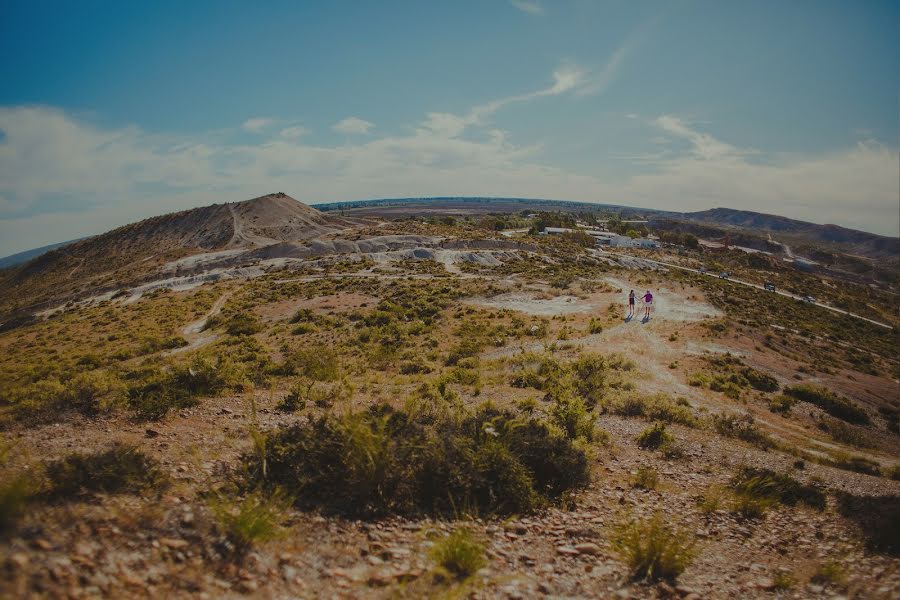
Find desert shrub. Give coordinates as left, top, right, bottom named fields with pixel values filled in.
left=835, top=492, right=900, bottom=555
left=811, top=561, right=846, bottom=586
left=768, top=394, right=795, bottom=414
left=211, top=312, right=263, bottom=336
left=740, top=367, right=779, bottom=392
left=772, top=571, right=796, bottom=590
left=243, top=405, right=590, bottom=518
left=127, top=354, right=241, bottom=420
left=697, top=485, right=726, bottom=514
left=588, top=318, right=603, bottom=334
left=832, top=454, right=880, bottom=476
left=611, top=394, right=696, bottom=427
left=611, top=513, right=696, bottom=582
left=0, top=473, right=30, bottom=534
left=819, top=419, right=873, bottom=448
left=210, top=490, right=287, bottom=556
left=784, top=385, right=869, bottom=425
left=711, top=413, right=773, bottom=449
left=632, top=466, right=659, bottom=490
left=429, top=527, right=486, bottom=580
left=730, top=467, right=825, bottom=511
left=637, top=422, right=672, bottom=450
left=45, top=443, right=166, bottom=499
left=549, top=390, right=595, bottom=442
left=281, top=345, right=340, bottom=381
left=65, top=370, right=128, bottom=415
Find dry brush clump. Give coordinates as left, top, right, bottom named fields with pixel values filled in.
left=611, top=512, right=696, bottom=582
left=783, top=384, right=870, bottom=425
left=241, top=402, right=591, bottom=518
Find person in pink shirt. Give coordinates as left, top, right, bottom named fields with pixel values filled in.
left=642, top=290, right=653, bottom=320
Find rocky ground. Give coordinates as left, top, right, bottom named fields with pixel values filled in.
left=2, top=242, right=898, bottom=599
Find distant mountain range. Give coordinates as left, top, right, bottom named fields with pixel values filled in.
left=2, top=196, right=895, bottom=272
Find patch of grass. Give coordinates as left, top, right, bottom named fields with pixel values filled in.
left=819, top=418, right=873, bottom=449
left=611, top=513, right=696, bottom=582
left=588, top=318, right=603, bottom=334
left=611, top=394, right=697, bottom=427
left=210, top=490, right=287, bottom=556
left=767, top=394, right=795, bottom=414
left=784, top=385, right=870, bottom=425
left=831, top=454, right=881, bottom=476
left=45, top=443, right=166, bottom=499
left=244, top=405, right=590, bottom=517
left=429, top=527, right=486, bottom=580
left=730, top=467, right=826, bottom=511
left=811, top=561, right=846, bottom=586
left=772, top=571, right=796, bottom=590
left=711, top=413, right=773, bottom=449
left=632, top=466, right=659, bottom=490
left=0, top=474, right=31, bottom=534
left=697, top=485, right=725, bottom=514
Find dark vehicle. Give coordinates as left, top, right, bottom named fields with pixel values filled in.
left=698, top=266, right=707, bottom=274
left=764, top=282, right=776, bottom=291
left=719, top=271, right=730, bottom=280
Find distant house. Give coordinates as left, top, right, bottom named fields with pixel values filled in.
left=541, top=227, right=659, bottom=249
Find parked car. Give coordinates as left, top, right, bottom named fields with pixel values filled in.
left=698, top=266, right=707, bottom=274
left=801, top=295, right=816, bottom=303
left=719, top=271, right=730, bottom=280
left=764, top=282, right=776, bottom=291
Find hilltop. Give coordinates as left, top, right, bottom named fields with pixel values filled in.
left=0, top=193, right=357, bottom=315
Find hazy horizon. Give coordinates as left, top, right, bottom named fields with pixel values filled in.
left=1, top=0, right=898, bottom=255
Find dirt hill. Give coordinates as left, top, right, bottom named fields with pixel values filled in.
left=0, top=193, right=354, bottom=315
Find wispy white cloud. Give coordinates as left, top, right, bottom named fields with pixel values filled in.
left=509, top=0, right=544, bottom=16
left=653, top=115, right=745, bottom=160
left=0, top=101, right=897, bottom=256
left=333, top=117, right=374, bottom=135
left=279, top=125, right=308, bottom=139
left=419, top=65, right=589, bottom=139
left=241, top=117, right=274, bottom=133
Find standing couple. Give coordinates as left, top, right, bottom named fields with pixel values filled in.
left=627, top=289, right=653, bottom=320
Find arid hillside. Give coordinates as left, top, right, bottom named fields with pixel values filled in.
left=0, top=193, right=358, bottom=316
left=1, top=206, right=898, bottom=600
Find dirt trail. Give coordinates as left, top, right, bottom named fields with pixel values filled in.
left=168, top=291, right=231, bottom=355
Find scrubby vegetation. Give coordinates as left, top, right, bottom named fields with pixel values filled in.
left=784, top=384, right=870, bottom=425
left=210, top=490, right=287, bottom=556
left=730, top=467, right=825, bottom=514
left=44, top=443, right=166, bottom=499
left=429, top=527, right=487, bottom=580
left=243, top=403, right=590, bottom=517
left=611, top=513, right=696, bottom=582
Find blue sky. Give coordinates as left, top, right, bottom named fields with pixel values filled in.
left=1, top=0, right=898, bottom=255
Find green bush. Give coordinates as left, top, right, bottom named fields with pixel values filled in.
left=45, top=443, right=166, bottom=499
left=730, top=467, right=825, bottom=511
left=740, top=367, right=778, bottom=392
left=210, top=490, right=287, bottom=556
left=636, top=422, right=672, bottom=450
left=0, top=473, right=31, bottom=534
left=243, top=405, right=590, bottom=517
left=711, top=413, right=773, bottom=449
left=768, top=395, right=795, bottom=414
left=430, top=527, right=487, bottom=580
left=784, top=385, right=869, bottom=425
left=632, top=466, right=659, bottom=490
left=612, top=394, right=697, bottom=427
left=611, top=513, right=696, bottom=582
